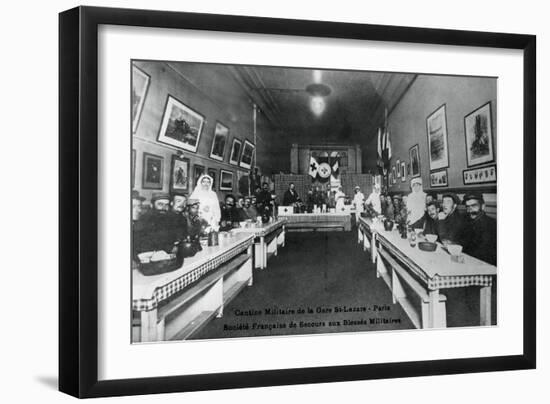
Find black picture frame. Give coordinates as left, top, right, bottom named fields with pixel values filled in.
left=409, top=144, right=421, bottom=177
left=59, top=6, right=536, bottom=398
left=141, top=152, right=164, bottom=190
left=426, top=104, right=450, bottom=171
left=429, top=168, right=448, bottom=188
left=169, top=154, right=190, bottom=194
left=464, top=101, right=495, bottom=167
left=463, top=164, right=497, bottom=185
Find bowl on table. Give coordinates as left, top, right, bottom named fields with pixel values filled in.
left=425, top=234, right=438, bottom=243
left=418, top=241, right=437, bottom=252
left=447, top=244, right=463, bottom=256
left=239, top=221, right=247, bottom=228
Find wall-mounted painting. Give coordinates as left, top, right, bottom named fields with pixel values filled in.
left=220, top=169, right=234, bottom=191
left=157, top=95, right=205, bottom=153
left=400, top=161, right=406, bottom=182
left=169, top=155, right=190, bottom=193
left=210, top=122, right=229, bottom=161
left=396, top=159, right=401, bottom=178
left=463, top=164, right=497, bottom=185
left=391, top=166, right=396, bottom=184
left=142, top=152, right=164, bottom=190
left=430, top=168, right=448, bottom=188
left=131, top=65, right=150, bottom=133
left=207, top=168, right=217, bottom=191
left=193, top=164, right=205, bottom=189
left=464, top=102, right=494, bottom=167
left=426, top=104, right=449, bottom=171
left=409, top=144, right=421, bottom=177
left=229, top=138, right=242, bottom=165
left=239, top=140, right=255, bottom=170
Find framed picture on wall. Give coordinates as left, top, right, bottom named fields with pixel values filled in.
left=157, top=95, right=205, bottom=153
left=430, top=168, right=448, bottom=188
left=207, top=168, right=217, bottom=190
left=219, top=169, right=234, bottom=191
left=142, top=152, right=163, bottom=190
left=210, top=122, right=229, bottom=161
left=193, top=164, right=205, bottom=189
left=464, top=102, right=495, bottom=167
left=391, top=166, right=397, bottom=184
left=395, top=159, right=401, bottom=177
left=240, top=139, right=255, bottom=170
left=229, top=138, right=242, bottom=165
left=131, top=65, right=150, bottom=133
left=426, top=104, right=450, bottom=171
left=400, top=161, right=406, bottom=182
left=463, top=164, right=497, bottom=185
left=169, top=154, right=190, bottom=193
left=409, top=144, right=421, bottom=177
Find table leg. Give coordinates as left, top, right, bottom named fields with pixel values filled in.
left=370, top=234, right=376, bottom=264
left=261, top=236, right=267, bottom=269
left=428, top=290, right=439, bottom=328
left=480, top=285, right=492, bottom=326
left=140, top=308, right=158, bottom=342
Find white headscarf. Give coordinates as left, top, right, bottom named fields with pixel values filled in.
left=190, top=174, right=221, bottom=230
left=365, top=185, right=381, bottom=214
left=406, top=177, right=427, bottom=224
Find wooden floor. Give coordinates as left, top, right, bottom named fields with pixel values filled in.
left=191, top=229, right=495, bottom=340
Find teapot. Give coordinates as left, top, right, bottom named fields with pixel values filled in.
left=383, top=219, right=394, bottom=231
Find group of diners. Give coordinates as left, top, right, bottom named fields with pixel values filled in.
left=132, top=174, right=277, bottom=260
left=361, top=177, right=496, bottom=266
left=282, top=183, right=349, bottom=212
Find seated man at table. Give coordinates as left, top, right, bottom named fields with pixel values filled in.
left=312, top=185, right=326, bottom=207
left=236, top=195, right=249, bottom=220
left=133, top=192, right=187, bottom=257
left=461, top=192, right=497, bottom=265
left=437, top=193, right=465, bottom=244
left=243, top=196, right=258, bottom=220
left=170, top=192, right=187, bottom=216
left=411, top=200, right=439, bottom=236
left=283, top=182, right=301, bottom=206
left=256, top=182, right=273, bottom=216
left=220, top=194, right=241, bottom=231
left=184, top=198, right=208, bottom=241
left=383, top=195, right=394, bottom=218
left=392, top=194, right=405, bottom=222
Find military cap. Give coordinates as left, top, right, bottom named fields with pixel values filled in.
left=462, top=192, right=485, bottom=204
left=187, top=198, right=201, bottom=206
left=151, top=191, right=171, bottom=202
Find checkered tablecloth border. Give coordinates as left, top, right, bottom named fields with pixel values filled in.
left=133, top=237, right=253, bottom=312
left=249, top=219, right=286, bottom=237
left=428, top=275, right=493, bottom=290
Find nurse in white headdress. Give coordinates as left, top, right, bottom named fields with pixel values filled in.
left=190, top=174, right=221, bottom=230
left=406, top=177, right=427, bottom=225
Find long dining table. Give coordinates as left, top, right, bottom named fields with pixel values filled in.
left=233, top=219, right=286, bottom=269
left=358, top=217, right=497, bottom=329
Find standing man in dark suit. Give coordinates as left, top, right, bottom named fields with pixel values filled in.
left=283, top=182, right=301, bottom=206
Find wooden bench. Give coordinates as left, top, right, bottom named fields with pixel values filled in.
left=377, top=248, right=447, bottom=329
left=133, top=252, right=252, bottom=341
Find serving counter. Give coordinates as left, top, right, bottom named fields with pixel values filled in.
left=278, top=212, right=352, bottom=232
left=358, top=217, right=497, bottom=329
left=132, top=233, right=254, bottom=342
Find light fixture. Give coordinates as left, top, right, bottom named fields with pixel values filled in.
left=310, top=96, right=326, bottom=117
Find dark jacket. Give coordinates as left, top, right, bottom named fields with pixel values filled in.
left=437, top=208, right=465, bottom=244
left=411, top=212, right=439, bottom=237
left=220, top=205, right=241, bottom=230
left=462, top=212, right=497, bottom=265
left=282, top=189, right=300, bottom=205
left=133, top=210, right=187, bottom=256
left=184, top=213, right=208, bottom=240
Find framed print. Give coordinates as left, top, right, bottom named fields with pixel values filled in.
left=396, top=159, right=401, bottom=177
left=400, top=161, right=406, bottom=181
left=409, top=144, right=421, bottom=177
left=131, top=65, right=150, bottom=133
left=426, top=104, right=450, bottom=171
left=141, top=152, right=163, bottom=189
left=430, top=168, right=448, bottom=188
left=464, top=102, right=495, bottom=167
left=60, top=6, right=535, bottom=399
left=169, top=154, right=190, bottom=193
left=193, top=164, right=205, bottom=189
left=210, top=121, right=229, bottom=161
left=239, top=139, right=255, bottom=169
left=463, top=164, right=497, bottom=185
left=207, top=168, right=217, bottom=190
left=157, top=95, right=205, bottom=153
left=229, top=138, right=242, bottom=165
left=219, top=169, right=234, bottom=191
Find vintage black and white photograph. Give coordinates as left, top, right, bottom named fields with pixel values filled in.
left=464, top=102, right=495, bottom=167
left=131, top=60, right=497, bottom=344
left=210, top=122, right=229, bottom=161
left=157, top=95, right=205, bottom=152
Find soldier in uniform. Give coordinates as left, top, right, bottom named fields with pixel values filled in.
left=461, top=192, right=497, bottom=265
left=133, top=192, right=187, bottom=257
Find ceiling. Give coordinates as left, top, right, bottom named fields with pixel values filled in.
left=229, top=65, right=417, bottom=146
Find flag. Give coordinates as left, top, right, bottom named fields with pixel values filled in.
left=332, top=159, right=339, bottom=174
left=309, top=156, right=318, bottom=178
left=377, top=127, right=383, bottom=162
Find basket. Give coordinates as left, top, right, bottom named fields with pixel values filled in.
left=138, top=251, right=184, bottom=276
